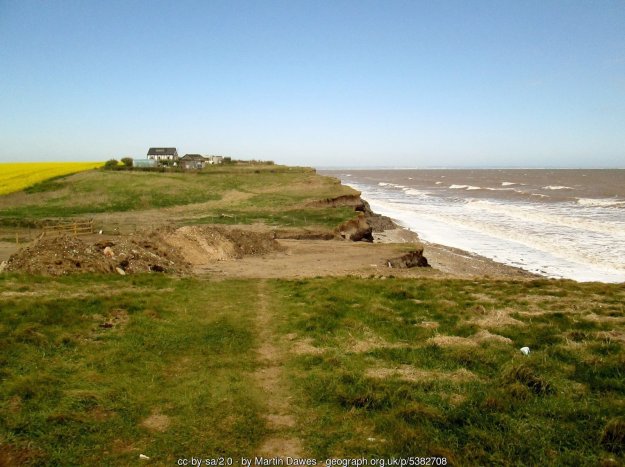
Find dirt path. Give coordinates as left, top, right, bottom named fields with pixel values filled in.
left=253, top=280, right=304, bottom=457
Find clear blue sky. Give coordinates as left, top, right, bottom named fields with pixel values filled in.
left=1, top=0, right=624, bottom=167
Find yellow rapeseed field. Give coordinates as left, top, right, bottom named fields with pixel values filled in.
left=0, top=162, right=102, bottom=195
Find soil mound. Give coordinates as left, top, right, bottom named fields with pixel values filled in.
left=161, top=226, right=284, bottom=265
left=5, top=226, right=284, bottom=275
left=5, top=234, right=190, bottom=275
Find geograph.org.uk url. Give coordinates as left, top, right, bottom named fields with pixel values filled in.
left=325, top=458, right=447, bottom=467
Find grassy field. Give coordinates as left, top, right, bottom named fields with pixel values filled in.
left=0, top=165, right=357, bottom=230
left=1, top=274, right=623, bottom=465
left=0, top=162, right=102, bottom=196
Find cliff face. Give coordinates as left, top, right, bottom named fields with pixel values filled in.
left=335, top=213, right=374, bottom=242
left=309, top=194, right=364, bottom=209
left=357, top=199, right=397, bottom=232
left=314, top=194, right=398, bottom=239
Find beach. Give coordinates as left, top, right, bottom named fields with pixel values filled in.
left=321, top=168, right=625, bottom=283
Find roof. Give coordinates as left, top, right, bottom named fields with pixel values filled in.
left=147, top=147, right=178, bottom=156
left=180, top=154, right=205, bottom=161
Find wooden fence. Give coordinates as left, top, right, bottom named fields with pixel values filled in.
left=41, top=219, right=94, bottom=237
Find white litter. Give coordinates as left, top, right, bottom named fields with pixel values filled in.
left=139, top=454, right=150, bottom=460
left=520, top=346, right=530, bottom=355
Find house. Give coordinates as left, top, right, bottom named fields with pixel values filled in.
left=206, top=155, right=224, bottom=165
left=180, top=154, right=206, bottom=170
left=147, top=147, right=179, bottom=165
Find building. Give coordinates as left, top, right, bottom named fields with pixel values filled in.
left=180, top=154, right=206, bottom=170
left=147, top=147, right=179, bottom=164
left=206, top=155, right=224, bottom=165
left=133, top=159, right=157, bottom=168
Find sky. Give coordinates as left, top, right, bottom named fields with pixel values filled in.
left=0, top=0, right=624, bottom=168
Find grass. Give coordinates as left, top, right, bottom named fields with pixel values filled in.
left=0, top=162, right=102, bottom=196
left=272, top=277, right=625, bottom=464
left=0, top=165, right=357, bottom=230
left=0, top=274, right=265, bottom=465
left=1, top=274, right=623, bottom=465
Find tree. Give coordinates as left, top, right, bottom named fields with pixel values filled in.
left=121, top=157, right=133, bottom=168
left=104, top=159, right=119, bottom=170
left=223, top=157, right=232, bottom=164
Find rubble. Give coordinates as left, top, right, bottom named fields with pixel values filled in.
left=4, top=225, right=285, bottom=276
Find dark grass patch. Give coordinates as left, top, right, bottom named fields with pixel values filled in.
left=504, top=364, right=555, bottom=395
left=601, top=418, right=625, bottom=454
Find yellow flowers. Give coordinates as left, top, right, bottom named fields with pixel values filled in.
left=0, top=162, right=102, bottom=195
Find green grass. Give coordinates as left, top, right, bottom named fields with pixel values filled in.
left=272, top=277, right=625, bottom=464
left=0, top=274, right=265, bottom=465
left=185, top=207, right=355, bottom=229
left=0, top=165, right=357, bottom=230
left=2, top=275, right=623, bottom=465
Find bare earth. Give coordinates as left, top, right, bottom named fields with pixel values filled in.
left=1, top=225, right=536, bottom=280
left=195, top=227, right=534, bottom=280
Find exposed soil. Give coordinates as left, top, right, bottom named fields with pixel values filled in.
left=253, top=280, right=305, bottom=458
left=4, top=233, right=190, bottom=275
left=2, top=218, right=537, bottom=280
left=4, top=226, right=283, bottom=276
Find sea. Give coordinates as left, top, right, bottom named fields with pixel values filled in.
left=319, top=169, right=625, bottom=283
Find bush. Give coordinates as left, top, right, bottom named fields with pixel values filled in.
left=103, top=159, right=119, bottom=170
left=121, top=157, right=133, bottom=168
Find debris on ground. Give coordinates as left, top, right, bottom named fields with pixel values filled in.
left=387, top=249, right=430, bottom=268
left=5, top=234, right=190, bottom=275
left=4, top=225, right=284, bottom=275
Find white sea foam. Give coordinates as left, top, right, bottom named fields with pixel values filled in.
left=543, top=185, right=573, bottom=190
left=435, top=181, right=442, bottom=185
left=466, top=199, right=625, bottom=236
left=501, top=182, right=517, bottom=186
left=341, top=178, right=625, bottom=283
left=404, top=189, right=430, bottom=197
left=577, top=198, right=625, bottom=207
left=450, top=184, right=482, bottom=190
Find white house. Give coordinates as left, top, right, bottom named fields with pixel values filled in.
left=147, top=147, right=179, bottom=163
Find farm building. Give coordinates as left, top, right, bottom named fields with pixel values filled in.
left=180, top=154, right=206, bottom=170
left=147, top=147, right=179, bottom=164
left=206, top=155, right=224, bottom=164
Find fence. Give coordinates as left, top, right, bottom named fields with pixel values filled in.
left=41, top=219, right=94, bottom=237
